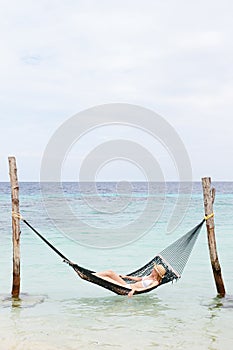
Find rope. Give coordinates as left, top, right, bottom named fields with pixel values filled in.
left=12, top=211, right=24, bottom=220
left=204, top=213, right=214, bottom=220
left=12, top=212, right=71, bottom=264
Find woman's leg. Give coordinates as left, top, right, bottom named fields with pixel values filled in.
left=95, top=270, right=127, bottom=285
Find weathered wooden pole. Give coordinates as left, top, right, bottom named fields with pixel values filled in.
left=8, top=156, right=21, bottom=298
left=202, top=177, right=226, bottom=297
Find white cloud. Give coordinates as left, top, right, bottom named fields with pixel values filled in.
left=0, top=0, right=233, bottom=180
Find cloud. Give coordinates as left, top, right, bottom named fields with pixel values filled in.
left=0, top=0, right=233, bottom=180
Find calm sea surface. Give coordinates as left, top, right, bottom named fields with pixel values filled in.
left=0, top=182, right=233, bottom=350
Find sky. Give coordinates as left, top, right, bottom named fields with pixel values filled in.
left=0, top=0, right=233, bottom=182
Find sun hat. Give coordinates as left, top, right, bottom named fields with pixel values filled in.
left=153, top=264, right=166, bottom=279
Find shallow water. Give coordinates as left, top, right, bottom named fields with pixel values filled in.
left=0, top=182, right=232, bottom=349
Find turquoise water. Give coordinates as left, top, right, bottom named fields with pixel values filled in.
left=0, top=182, right=233, bottom=349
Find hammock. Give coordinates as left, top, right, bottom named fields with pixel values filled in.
left=18, top=216, right=205, bottom=296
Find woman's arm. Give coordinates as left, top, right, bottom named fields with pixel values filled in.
left=120, top=275, right=142, bottom=282
left=128, top=280, right=160, bottom=297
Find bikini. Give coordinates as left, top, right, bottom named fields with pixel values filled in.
left=125, top=277, right=153, bottom=289
left=141, top=277, right=153, bottom=288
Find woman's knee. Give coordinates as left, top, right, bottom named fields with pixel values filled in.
left=106, top=269, right=115, bottom=277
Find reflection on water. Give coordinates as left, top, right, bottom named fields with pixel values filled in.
left=0, top=291, right=232, bottom=350
left=60, top=293, right=170, bottom=318
left=199, top=294, right=233, bottom=350
left=0, top=293, right=47, bottom=309
left=208, top=294, right=233, bottom=311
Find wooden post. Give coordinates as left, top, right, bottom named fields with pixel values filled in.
left=8, top=156, right=21, bottom=298
left=202, top=177, right=226, bottom=297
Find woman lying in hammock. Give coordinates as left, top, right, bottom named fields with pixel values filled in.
left=94, top=263, right=166, bottom=297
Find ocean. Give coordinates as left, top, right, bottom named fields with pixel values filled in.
left=0, top=182, right=232, bottom=350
